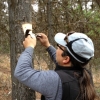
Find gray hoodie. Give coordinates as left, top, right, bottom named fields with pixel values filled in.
left=14, top=46, right=62, bottom=100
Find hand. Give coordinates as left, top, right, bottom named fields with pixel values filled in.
left=36, top=33, right=50, bottom=48
left=23, top=35, right=36, bottom=48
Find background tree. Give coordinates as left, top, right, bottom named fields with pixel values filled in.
left=0, top=0, right=9, bottom=53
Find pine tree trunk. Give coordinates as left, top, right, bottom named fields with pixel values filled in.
left=47, top=0, right=55, bottom=70
left=8, top=0, right=35, bottom=100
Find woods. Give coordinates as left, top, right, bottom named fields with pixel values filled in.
left=0, top=0, right=100, bottom=100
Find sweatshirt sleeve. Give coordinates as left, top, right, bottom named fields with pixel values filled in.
left=46, top=45, right=57, bottom=64
left=14, top=47, right=60, bottom=98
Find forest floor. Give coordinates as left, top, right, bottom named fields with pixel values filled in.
left=0, top=54, right=100, bottom=100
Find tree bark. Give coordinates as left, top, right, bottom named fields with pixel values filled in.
left=47, top=0, right=54, bottom=45
left=8, top=0, right=35, bottom=100
left=47, top=0, right=55, bottom=70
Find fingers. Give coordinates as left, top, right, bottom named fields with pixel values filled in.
left=27, top=35, right=31, bottom=38
left=23, top=34, right=36, bottom=48
left=36, top=33, right=45, bottom=37
left=36, top=33, right=42, bottom=38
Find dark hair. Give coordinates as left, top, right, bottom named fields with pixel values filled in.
left=62, top=50, right=98, bottom=100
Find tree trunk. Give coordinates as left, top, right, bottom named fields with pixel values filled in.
left=47, top=0, right=54, bottom=45
left=8, top=0, right=35, bottom=100
left=47, top=0, right=55, bottom=70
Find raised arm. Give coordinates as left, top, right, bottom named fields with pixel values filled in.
left=37, top=33, right=57, bottom=64
left=14, top=35, right=60, bottom=99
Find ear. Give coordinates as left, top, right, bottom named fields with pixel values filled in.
left=63, top=56, right=70, bottom=64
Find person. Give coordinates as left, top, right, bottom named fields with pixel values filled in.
left=14, top=31, right=98, bottom=100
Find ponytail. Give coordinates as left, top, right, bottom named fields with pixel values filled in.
left=77, top=68, right=98, bottom=100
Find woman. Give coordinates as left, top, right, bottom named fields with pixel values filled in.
left=14, top=31, right=98, bottom=100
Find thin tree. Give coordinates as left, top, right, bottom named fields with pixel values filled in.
left=8, top=0, right=35, bottom=99
left=47, top=0, right=55, bottom=69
